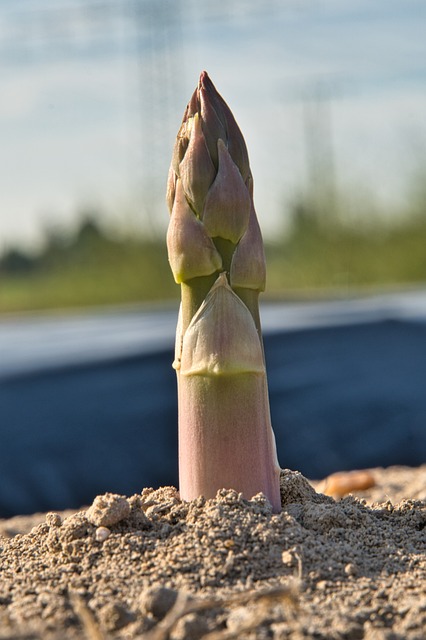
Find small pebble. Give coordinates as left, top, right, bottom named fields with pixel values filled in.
left=139, top=586, right=179, bottom=620
left=282, top=550, right=296, bottom=565
left=45, top=513, right=62, bottom=527
left=344, top=562, right=359, bottom=577
left=171, top=613, right=209, bottom=640
left=86, top=493, right=130, bottom=527
left=95, top=526, right=111, bottom=542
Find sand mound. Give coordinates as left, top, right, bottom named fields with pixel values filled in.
left=0, top=466, right=425, bottom=639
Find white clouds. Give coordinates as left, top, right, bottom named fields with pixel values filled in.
left=0, top=56, right=131, bottom=248
left=1, top=0, right=426, bottom=248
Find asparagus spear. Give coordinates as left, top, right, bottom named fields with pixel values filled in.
left=167, top=71, right=281, bottom=512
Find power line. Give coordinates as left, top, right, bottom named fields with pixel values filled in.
left=1, top=0, right=185, bottom=233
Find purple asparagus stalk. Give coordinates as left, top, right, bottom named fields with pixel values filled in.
left=166, top=71, right=281, bottom=512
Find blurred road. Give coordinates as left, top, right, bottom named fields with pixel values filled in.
left=1, top=290, right=426, bottom=516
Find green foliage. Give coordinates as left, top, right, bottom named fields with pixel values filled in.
left=1, top=199, right=426, bottom=314
left=266, top=194, right=426, bottom=297
left=0, top=217, right=178, bottom=313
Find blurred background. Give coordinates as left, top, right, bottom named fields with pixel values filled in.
left=1, top=0, right=426, bottom=516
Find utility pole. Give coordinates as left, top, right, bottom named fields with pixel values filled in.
left=302, top=82, right=337, bottom=219
left=0, top=0, right=185, bottom=236
left=131, top=0, right=184, bottom=237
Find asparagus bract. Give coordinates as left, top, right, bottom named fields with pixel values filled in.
left=167, top=71, right=281, bottom=512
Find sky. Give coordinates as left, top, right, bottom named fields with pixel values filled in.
left=1, top=0, right=426, bottom=251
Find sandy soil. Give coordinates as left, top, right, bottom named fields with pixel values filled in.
left=0, top=465, right=424, bottom=640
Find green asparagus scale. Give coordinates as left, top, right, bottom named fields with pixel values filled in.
left=167, top=71, right=281, bottom=513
